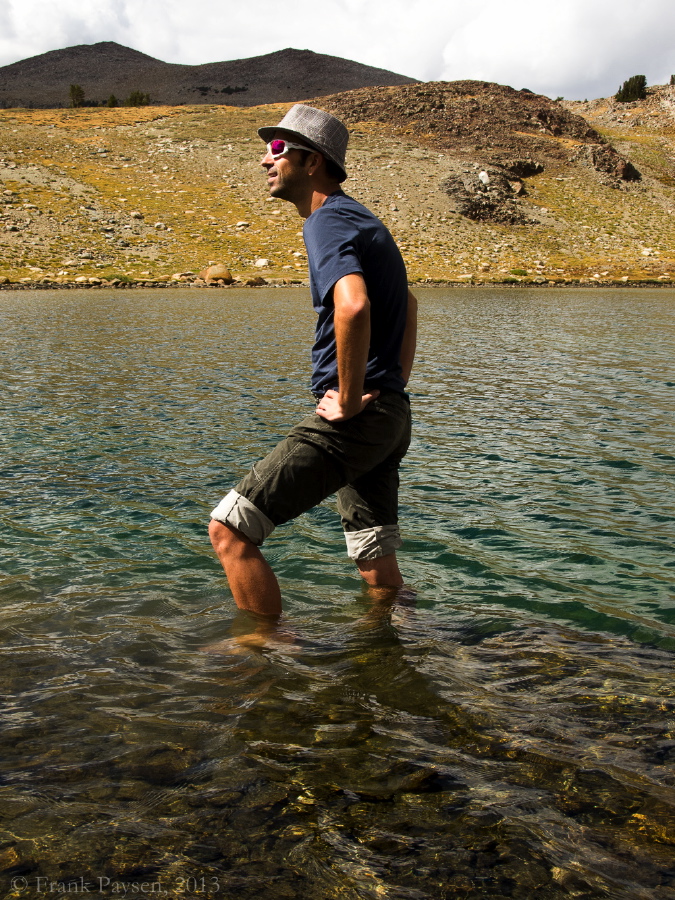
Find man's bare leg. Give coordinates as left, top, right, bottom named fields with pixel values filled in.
left=208, top=519, right=282, bottom=617
left=356, top=553, right=403, bottom=587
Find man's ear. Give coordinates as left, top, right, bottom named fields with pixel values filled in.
left=306, top=151, right=324, bottom=176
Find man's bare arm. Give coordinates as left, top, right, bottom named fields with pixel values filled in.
left=400, top=289, right=418, bottom=387
left=315, top=272, right=378, bottom=422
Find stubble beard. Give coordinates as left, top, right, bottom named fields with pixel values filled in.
left=268, top=162, right=308, bottom=205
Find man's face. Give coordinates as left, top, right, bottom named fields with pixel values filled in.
left=261, top=130, right=313, bottom=203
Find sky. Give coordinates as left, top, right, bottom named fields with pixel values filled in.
left=0, top=0, right=674, bottom=100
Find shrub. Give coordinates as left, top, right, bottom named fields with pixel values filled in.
left=615, top=75, right=647, bottom=102
left=124, top=90, right=150, bottom=107
left=510, top=268, right=528, bottom=276
left=670, top=75, right=675, bottom=86
left=69, top=84, right=85, bottom=108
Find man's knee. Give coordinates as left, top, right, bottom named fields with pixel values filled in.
left=210, top=489, right=275, bottom=547
left=209, top=518, right=251, bottom=557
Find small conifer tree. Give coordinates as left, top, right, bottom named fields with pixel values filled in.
left=124, top=90, right=150, bottom=107
left=670, top=74, right=675, bottom=86
left=107, top=94, right=118, bottom=108
left=69, top=84, right=85, bottom=108
left=615, top=75, right=647, bottom=102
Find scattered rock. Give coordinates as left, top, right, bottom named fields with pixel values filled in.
left=245, top=276, right=266, bottom=286
left=499, top=158, right=545, bottom=178
left=442, top=165, right=536, bottom=224
left=130, top=211, right=144, bottom=219
left=254, top=258, right=270, bottom=268
left=570, top=143, right=641, bottom=183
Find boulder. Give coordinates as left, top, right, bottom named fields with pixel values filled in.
left=198, top=264, right=233, bottom=284
left=254, top=258, right=270, bottom=268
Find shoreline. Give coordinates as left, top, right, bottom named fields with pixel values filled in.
left=1, top=278, right=674, bottom=291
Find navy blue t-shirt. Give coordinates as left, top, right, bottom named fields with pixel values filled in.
left=303, top=191, right=408, bottom=395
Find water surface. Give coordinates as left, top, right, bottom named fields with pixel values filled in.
left=1, top=288, right=673, bottom=898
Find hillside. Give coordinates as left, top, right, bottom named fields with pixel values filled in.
left=0, top=42, right=417, bottom=109
left=0, top=81, right=673, bottom=287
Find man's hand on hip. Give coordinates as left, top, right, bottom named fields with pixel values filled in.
left=315, top=388, right=380, bottom=422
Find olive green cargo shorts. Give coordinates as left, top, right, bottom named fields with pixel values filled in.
left=210, top=391, right=411, bottom=561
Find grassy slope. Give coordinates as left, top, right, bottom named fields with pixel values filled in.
left=0, top=101, right=674, bottom=284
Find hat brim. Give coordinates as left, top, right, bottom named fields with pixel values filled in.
left=257, top=126, right=346, bottom=181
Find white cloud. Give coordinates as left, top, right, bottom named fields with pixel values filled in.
left=439, top=0, right=675, bottom=98
left=0, top=0, right=674, bottom=100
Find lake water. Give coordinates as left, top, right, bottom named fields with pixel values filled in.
left=1, top=287, right=674, bottom=899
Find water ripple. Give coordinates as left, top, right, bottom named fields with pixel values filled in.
left=1, top=288, right=674, bottom=897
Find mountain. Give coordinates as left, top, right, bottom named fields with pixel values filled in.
left=0, top=42, right=417, bottom=109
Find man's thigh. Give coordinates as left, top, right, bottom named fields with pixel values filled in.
left=336, top=397, right=411, bottom=560
left=210, top=393, right=410, bottom=545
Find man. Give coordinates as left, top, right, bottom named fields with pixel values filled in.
left=209, top=104, right=417, bottom=617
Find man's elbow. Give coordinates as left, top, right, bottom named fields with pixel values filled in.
left=336, top=294, right=370, bottom=322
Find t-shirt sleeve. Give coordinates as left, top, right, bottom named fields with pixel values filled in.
left=303, top=209, right=363, bottom=303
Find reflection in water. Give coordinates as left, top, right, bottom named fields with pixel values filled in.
left=0, top=288, right=674, bottom=898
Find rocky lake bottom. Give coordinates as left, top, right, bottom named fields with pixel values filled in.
left=1, top=287, right=673, bottom=898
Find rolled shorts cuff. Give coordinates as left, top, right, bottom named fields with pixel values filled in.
left=344, top=524, right=402, bottom=561
left=210, top=490, right=275, bottom=547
